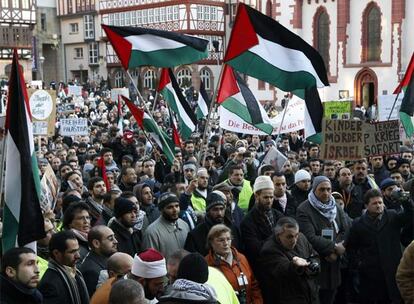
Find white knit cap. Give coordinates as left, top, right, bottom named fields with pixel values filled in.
left=295, top=169, right=312, bottom=184
left=131, top=248, right=167, bottom=279
left=253, top=175, right=274, bottom=193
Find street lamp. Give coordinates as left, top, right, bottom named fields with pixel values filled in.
left=39, top=56, right=45, bottom=84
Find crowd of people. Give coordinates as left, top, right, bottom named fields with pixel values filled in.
left=1, top=85, right=414, bottom=304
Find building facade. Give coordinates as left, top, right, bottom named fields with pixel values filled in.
left=57, top=0, right=413, bottom=106
left=56, top=0, right=105, bottom=85
left=0, top=0, right=36, bottom=81
left=34, top=0, right=63, bottom=85
left=272, top=0, right=413, bottom=108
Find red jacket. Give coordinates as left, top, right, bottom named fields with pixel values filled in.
left=206, top=247, right=263, bottom=304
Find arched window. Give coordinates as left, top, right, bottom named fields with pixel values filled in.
left=366, top=6, right=381, bottom=61
left=115, top=70, right=123, bottom=87
left=200, top=68, right=211, bottom=90
left=143, top=69, right=155, bottom=89
left=315, top=9, right=330, bottom=71
left=177, top=68, right=192, bottom=87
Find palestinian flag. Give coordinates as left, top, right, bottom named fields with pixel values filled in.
left=117, top=95, right=124, bottom=136
left=168, top=108, right=182, bottom=148
left=102, top=24, right=209, bottom=69
left=224, top=3, right=329, bottom=92
left=2, top=49, right=45, bottom=251
left=122, top=96, right=175, bottom=165
left=293, top=86, right=324, bottom=143
left=157, top=68, right=197, bottom=140
left=97, top=157, right=110, bottom=191
left=196, top=80, right=210, bottom=119
left=217, top=65, right=273, bottom=135
left=395, top=52, right=414, bottom=137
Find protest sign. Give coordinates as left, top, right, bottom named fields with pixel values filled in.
left=219, top=96, right=305, bottom=135
left=29, top=89, right=56, bottom=136
left=377, top=94, right=404, bottom=121
left=321, top=119, right=400, bottom=160
left=68, top=85, right=82, bottom=96
left=111, top=88, right=129, bottom=101
left=323, top=101, right=352, bottom=119
left=60, top=118, right=88, bottom=136
left=39, top=164, right=60, bottom=211
left=261, top=146, right=288, bottom=171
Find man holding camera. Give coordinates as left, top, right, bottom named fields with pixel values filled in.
left=345, top=188, right=413, bottom=304
left=258, top=217, right=320, bottom=304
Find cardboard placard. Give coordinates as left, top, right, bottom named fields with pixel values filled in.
left=321, top=119, right=400, bottom=160
left=323, top=101, right=352, bottom=120
left=60, top=118, right=88, bottom=136
left=68, top=85, right=82, bottom=96
left=377, top=94, right=404, bottom=121
left=28, top=89, right=56, bottom=136
left=39, top=164, right=60, bottom=211
left=111, top=88, right=129, bottom=101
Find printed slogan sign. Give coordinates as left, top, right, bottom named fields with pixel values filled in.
left=321, top=119, right=400, bottom=160
left=60, top=118, right=88, bottom=136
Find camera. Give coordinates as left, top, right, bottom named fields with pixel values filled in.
left=390, top=188, right=410, bottom=203
left=306, top=255, right=320, bottom=273
left=236, top=289, right=247, bottom=304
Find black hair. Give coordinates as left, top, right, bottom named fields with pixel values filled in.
left=364, top=189, right=383, bottom=205
left=1, top=247, right=35, bottom=274
left=62, top=201, right=90, bottom=230
left=49, top=230, right=77, bottom=258
left=100, top=147, right=113, bottom=157
left=88, top=176, right=104, bottom=190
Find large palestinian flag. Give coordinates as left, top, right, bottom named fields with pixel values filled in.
left=2, top=49, right=45, bottom=251
left=158, top=68, right=197, bottom=140
left=122, top=96, right=175, bottom=165
left=224, top=3, right=329, bottom=92
left=196, top=80, right=210, bottom=119
left=395, top=52, right=414, bottom=137
left=217, top=65, right=273, bottom=135
left=102, top=24, right=209, bottom=69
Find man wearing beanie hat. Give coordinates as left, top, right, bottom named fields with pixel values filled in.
left=291, top=169, right=312, bottom=205
left=240, top=175, right=283, bottom=272
left=128, top=248, right=168, bottom=303
left=184, top=191, right=242, bottom=256
left=109, top=197, right=142, bottom=257
left=143, top=192, right=190, bottom=258
left=380, top=177, right=404, bottom=211
left=297, top=175, right=349, bottom=304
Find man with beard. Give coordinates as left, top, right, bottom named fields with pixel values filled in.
left=180, top=167, right=210, bottom=213
left=241, top=176, right=283, bottom=272
left=86, top=177, right=107, bottom=225
left=346, top=189, right=413, bottom=304
left=184, top=191, right=241, bottom=256
left=127, top=249, right=168, bottom=303
left=119, top=167, right=138, bottom=192
left=398, top=158, right=412, bottom=182
left=80, top=225, right=118, bottom=296
left=224, top=165, right=253, bottom=213
left=109, top=197, right=143, bottom=256
left=333, top=167, right=364, bottom=219
left=38, top=230, right=89, bottom=304
left=143, top=192, right=190, bottom=258
left=290, top=169, right=312, bottom=205
left=352, top=159, right=378, bottom=216
left=1, top=247, right=43, bottom=304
